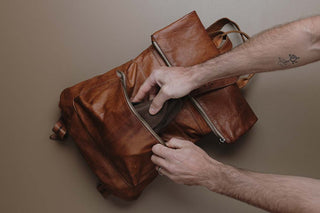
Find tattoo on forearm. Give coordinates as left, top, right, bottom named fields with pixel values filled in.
left=278, top=54, right=300, bottom=67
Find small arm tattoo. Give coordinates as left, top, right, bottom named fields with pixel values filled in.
left=278, top=54, right=300, bottom=67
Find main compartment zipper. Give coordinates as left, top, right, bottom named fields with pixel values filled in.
left=116, top=70, right=165, bottom=146
left=152, top=40, right=226, bottom=143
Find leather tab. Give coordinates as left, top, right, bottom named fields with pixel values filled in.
left=50, top=118, right=67, bottom=140
left=209, top=30, right=233, bottom=54
left=236, top=73, right=255, bottom=88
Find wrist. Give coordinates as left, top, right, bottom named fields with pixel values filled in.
left=189, top=62, right=219, bottom=90
left=183, top=66, right=204, bottom=91
left=202, top=160, right=240, bottom=194
left=198, top=158, right=225, bottom=192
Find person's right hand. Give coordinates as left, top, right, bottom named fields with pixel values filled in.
left=131, top=66, right=198, bottom=115
left=151, top=138, right=223, bottom=189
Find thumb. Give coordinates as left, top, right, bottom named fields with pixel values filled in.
left=131, top=75, right=156, bottom=102
left=149, top=88, right=169, bottom=115
left=165, top=138, right=188, bottom=149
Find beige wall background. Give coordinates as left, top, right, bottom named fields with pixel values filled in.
left=1, top=0, right=320, bottom=212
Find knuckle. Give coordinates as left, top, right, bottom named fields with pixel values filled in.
left=153, top=68, right=159, bottom=74
left=162, top=86, right=172, bottom=97
left=167, top=162, right=178, bottom=172
left=173, top=152, right=182, bottom=160
left=185, top=148, right=193, bottom=155
left=153, top=69, right=161, bottom=78
left=166, top=164, right=174, bottom=172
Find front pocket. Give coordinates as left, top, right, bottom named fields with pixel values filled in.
left=72, top=71, right=162, bottom=186
left=193, top=84, right=258, bottom=143
left=116, top=70, right=165, bottom=145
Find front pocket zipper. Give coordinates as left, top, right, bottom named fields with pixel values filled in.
left=152, top=40, right=226, bottom=143
left=116, top=70, right=165, bottom=145
left=188, top=96, right=226, bottom=143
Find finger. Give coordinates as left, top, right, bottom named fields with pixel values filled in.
left=165, top=137, right=190, bottom=149
left=148, top=85, right=159, bottom=101
left=152, top=144, right=174, bottom=159
left=131, top=75, right=156, bottom=102
left=149, top=87, right=170, bottom=115
left=151, top=154, right=167, bottom=168
left=155, top=166, right=172, bottom=177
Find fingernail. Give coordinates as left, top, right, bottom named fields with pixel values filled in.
left=149, top=107, right=156, bottom=115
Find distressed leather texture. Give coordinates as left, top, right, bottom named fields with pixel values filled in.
left=50, top=11, right=257, bottom=200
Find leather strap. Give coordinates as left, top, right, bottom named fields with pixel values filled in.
left=207, top=18, right=255, bottom=88
left=50, top=117, right=67, bottom=140
left=207, top=18, right=246, bottom=42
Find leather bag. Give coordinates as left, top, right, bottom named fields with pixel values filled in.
left=50, top=11, right=257, bottom=200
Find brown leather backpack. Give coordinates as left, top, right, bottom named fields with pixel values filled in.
left=50, top=11, right=257, bottom=200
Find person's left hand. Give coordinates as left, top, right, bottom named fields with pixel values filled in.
left=151, top=138, right=223, bottom=188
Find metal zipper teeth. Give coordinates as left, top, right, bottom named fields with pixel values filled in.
left=116, top=70, right=165, bottom=145
left=152, top=40, right=226, bottom=143
left=152, top=41, right=171, bottom=66
left=188, top=96, right=226, bottom=143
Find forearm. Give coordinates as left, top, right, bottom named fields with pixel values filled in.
left=205, top=162, right=320, bottom=213
left=191, top=16, right=320, bottom=86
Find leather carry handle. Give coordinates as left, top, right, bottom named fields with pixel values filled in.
left=207, top=18, right=255, bottom=88
left=207, top=17, right=246, bottom=42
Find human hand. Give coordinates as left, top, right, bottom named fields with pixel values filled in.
left=131, top=66, right=198, bottom=115
left=151, top=138, right=224, bottom=190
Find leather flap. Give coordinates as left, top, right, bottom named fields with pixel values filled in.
left=151, top=11, right=237, bottom=93
left=151, top=11, right=219, bottom=66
